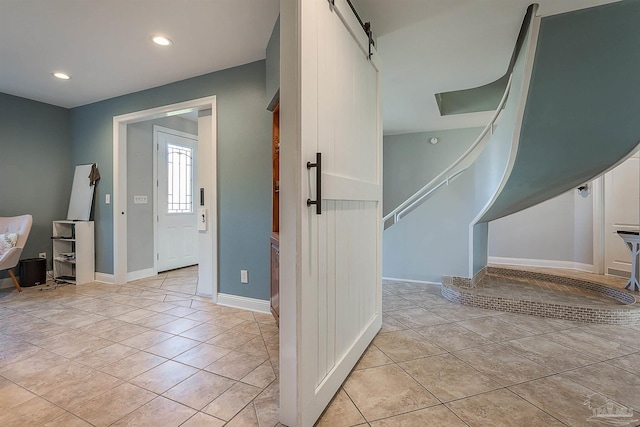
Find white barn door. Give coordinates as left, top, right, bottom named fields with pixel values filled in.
left=280, top=0, right=382, bottom=425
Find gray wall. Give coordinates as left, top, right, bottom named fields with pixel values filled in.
left=265, top=15, right=280, bottom=110
left=0, top=93, right=70, bottom=274
left=488, top=187, right=593, bottom=265
left=383, top=128, right=481, bottom=216
left=127, top=117, right=198, bottom=273
left=70, top=60, right=272, bottom=300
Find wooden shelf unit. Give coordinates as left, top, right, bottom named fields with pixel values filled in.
left=52, top=220, right=94, bottom=285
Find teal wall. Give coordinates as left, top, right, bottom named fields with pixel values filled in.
left=382, top=127, right=481, bottom=281
left=436, top=75, right=508, bottom=116
left=383, top=128, right=482, bottom=216
left=70, top=61, right=271, bottom=300
left=266, top=16, right=280, bottom=110
left=0, top=93, right=70, bottom=273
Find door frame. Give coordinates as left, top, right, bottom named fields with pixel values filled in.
left=113, top=96, right=217, bottom=299
left=153, top=125, right=199, bottom=275
left=592, top=176, right=605, bottom=274
left=592, top=148, right=640, bottom=276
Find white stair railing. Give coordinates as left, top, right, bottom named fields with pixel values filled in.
left=383, top=73, right=513, bottom=229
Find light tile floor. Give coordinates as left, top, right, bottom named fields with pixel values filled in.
left=0, top=267, right=280, bottom=427
left=317, top=276, right=640, bottom=427
left=2, top=267, right=640, bottom=426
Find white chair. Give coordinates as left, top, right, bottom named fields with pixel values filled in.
left=0, top=215, right=33, bottom=292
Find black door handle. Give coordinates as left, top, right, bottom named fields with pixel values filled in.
left=306, top=152, right=322, bottom=215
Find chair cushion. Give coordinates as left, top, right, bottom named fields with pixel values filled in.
left=0, top=233, right=18, bottom=258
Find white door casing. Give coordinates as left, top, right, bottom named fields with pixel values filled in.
left=112, top=96, right=217, bottom=299
left=280, top=0, right=382, bottom=425
left=154, top=126, right=198, bottom=272
left=604, top=151, right=640, bottom=277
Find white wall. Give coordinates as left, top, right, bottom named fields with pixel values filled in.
left=488, top=186, right=593, bottom=270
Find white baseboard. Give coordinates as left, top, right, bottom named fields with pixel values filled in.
left=382, top=277, right=441, bottom=285
left=488, top=256, right=594, bottom=273
left=127, top=268, right=155, bottom=282
left=217, top=293, right=270, bottom=314
left=0, top=277, right=15, bottom=289
left=1, top=269, right=57, bottom=289
left=94, top=272, right=115, bottom=284
left=196, top=291, right=214, bottom=299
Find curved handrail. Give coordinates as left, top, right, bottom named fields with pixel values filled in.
left=383, top=73, right=513, bottom=227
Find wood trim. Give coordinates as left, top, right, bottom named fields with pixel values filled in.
left=272, top=103, right=280, bottom=233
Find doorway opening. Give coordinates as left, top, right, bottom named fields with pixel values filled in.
left=113, top=96, right=218, bottom=299
left=153, top=125, right=199, bottom=274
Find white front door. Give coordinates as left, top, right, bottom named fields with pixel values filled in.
left=604, top=151, right=640, bottom=277
left=155, top=126, right=198, bottom=272
left=280, top=0, right=382, bottom=425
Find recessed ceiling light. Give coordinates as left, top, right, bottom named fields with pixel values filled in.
left=52, top=72, right=71, bottom=80
left=152, top=35, right=172, bottom=46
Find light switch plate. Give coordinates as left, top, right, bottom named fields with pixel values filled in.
left=105, top=194, right=111, bottom=204
left=133, top=195, right=148, bottom=204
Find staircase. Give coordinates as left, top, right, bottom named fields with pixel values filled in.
left=383, top=1, right=640, bottom=283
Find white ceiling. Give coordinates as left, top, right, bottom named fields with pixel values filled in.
left=0, top=0, right=620, bottom=134
left=0, top=0, right=280, bottom=108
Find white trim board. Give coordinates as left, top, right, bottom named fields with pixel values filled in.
left=592, top=176, right=605, bottom=275
left=488, top=256, right=594, bottom=273
left=382, top=277, right=441, bottom=285
left=1, top=270, right=95, bottom=289
left=216, top=293, right=270, bottom=314
left=0, top=277, right=16, bottom=289
left=126, top=269, right=155, bottom=282
left=94, top=272, right=115, bottom=284
left=112, top=96, right=218, bottom=304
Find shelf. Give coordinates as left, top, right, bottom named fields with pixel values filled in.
left=52, top=220, right=94, bottom=285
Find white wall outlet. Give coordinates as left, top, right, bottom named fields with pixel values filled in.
left=241, top=270, right=248, bottom=283
left=38, top=252, right=46, bottom=259
left=133, top=195, right=148, bottom=204
left=105, top=193, right=111, bottom=204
